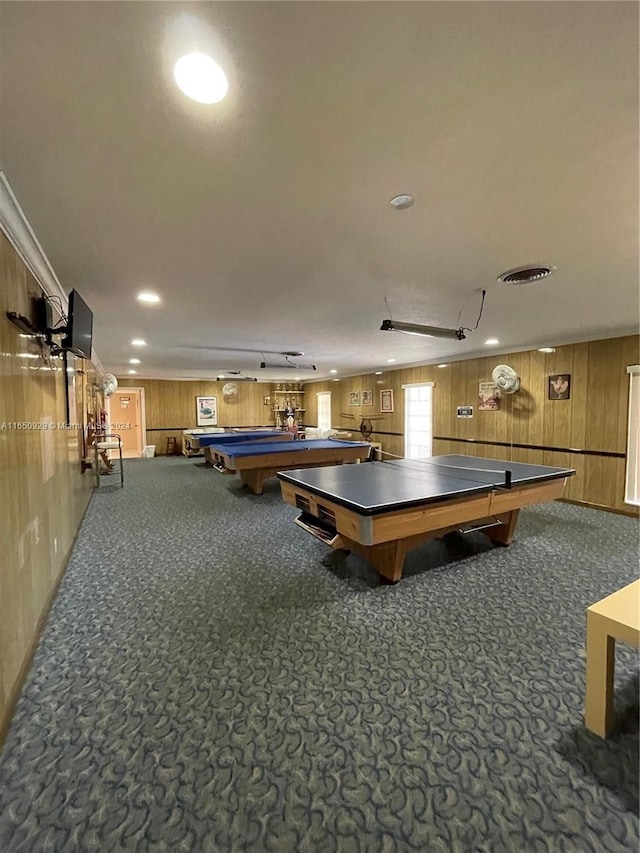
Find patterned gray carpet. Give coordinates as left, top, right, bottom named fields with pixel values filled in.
left=0, top=457, right=638, bottom=852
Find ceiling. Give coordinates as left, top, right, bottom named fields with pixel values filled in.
left=1, top=1, right=638, bottom=381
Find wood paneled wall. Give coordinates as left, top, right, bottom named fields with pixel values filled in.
left=116, top=378, right=273, bottom=454
left=0, top=230, right=95, bottom=739
left=305, top=335, right=639, bottom=513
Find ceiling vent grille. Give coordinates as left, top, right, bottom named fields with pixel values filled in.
left=497, top=264, right=556, bottom=285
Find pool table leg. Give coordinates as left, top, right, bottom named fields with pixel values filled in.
left=485, top=510, right=520, bottom=546
left=240, top=470, right=267, bottom=495
left=367, top=541, right=407, bottom=584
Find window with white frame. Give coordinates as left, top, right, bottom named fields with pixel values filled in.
left=625, top=365, right=640, bottom=505
left=317, top=392, right=332, bottom=433
left=403, top=383, right=434, bottom=459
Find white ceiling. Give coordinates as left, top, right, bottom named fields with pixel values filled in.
left=1, top=1, right=638, bottom=381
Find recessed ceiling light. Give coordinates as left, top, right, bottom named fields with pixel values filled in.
left=129, top=358, right=141, bottom=364
left=333, top=379, right=340, bottom=382
left=437, top=363, right=449, bottom=368
left=387, top=358, right=396, bottom=363
left=329, top=369, right=338, bottom=374
left=484, top=338, right=499, bottom=346
left=131, top=339, right=146, bottom=347
left=128, top=369, right=137, bottom=374
left=137, top=291, right=160, bottom=304
left=375, top=371, right=383, bottom=375
left=538, top=347, right=555, bottom=353
left=390, top=194, right=414, bottom=210
left=295, top=376, right=301, bottom=380
left=174, top=52, right=228, bottom=104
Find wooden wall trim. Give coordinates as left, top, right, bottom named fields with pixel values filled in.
left=558, top=498, right=639, bottom=518
left=146, top=424, right=274, bottom=432
left=433, top=435, right=626, bottom=459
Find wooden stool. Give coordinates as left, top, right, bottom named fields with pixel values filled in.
left=166, top=437, right=179, bottom=456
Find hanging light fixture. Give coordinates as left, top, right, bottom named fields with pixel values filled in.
left=380, top=320, right=466, bottom=340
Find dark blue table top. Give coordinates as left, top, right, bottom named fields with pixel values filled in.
left=277, top=454, right=575, bottom=515
left=198, top=430, right=288, bottom=446
left=209, top=438, right=370, bottom=459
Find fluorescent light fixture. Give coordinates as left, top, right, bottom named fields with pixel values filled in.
left=484, top=338, right=499, bottom=346
left=538, top=347, right=555, bottom=353
left=387, top=358, right=396, bottom=363
left=380, top=319, right=466, bottom=341
left=437, top=363, right=449, bottom=368
left=137, top=291, right=160, bottom=304
left=129, top=358, right=141, bottom=364
left=375, top=371, right=383, bottom=375
left=174, top=52, right=228, bottom=104
left=128, top=369, right=137, bottom=374
left=260, top=359, right=316, bottom=371
left=217, top=374, right=257, bottom=382
left=17, top=352, right=39, bottom=359
left=329, top=369, right=338, bottom=375
left=131, top=339, right=146, bottom=347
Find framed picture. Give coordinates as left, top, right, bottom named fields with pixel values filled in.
left=196, top=396, right=218, bottom=426
left=263, top=395, right=271, bottom=406
left=361, top=389, right=373, bottom=406
left=349, top=391, right=361, bottom=406
left=478, top=381, right=501, bottom=411
left=457, top=406, right=474, bottom=418
left=548, top=374, right=571, bottom=400
left=380, top=389, right=394, bottom=413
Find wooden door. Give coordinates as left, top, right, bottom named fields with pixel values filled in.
left=111, top=389, right=144, bottom=458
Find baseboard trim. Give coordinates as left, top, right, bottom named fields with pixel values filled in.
left=0, top=488, right=94, bottom=749
left=558, top=497, right=639, bottom=518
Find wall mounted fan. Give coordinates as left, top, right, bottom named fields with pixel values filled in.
left=491, top=364, right=520, bottom=394
left=100, top=373, right=118, bottom=398
left=222, top=382, right=239, bottom=397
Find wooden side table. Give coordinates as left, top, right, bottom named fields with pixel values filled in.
left=585, top=579, right=640, bottom=737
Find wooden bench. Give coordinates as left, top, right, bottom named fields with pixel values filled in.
left=585, top=578, right=640, bottom=737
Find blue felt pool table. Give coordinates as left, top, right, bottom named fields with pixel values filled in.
left=207, top=438, right=372, bottom=494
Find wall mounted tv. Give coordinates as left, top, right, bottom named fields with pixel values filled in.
left=62, top=289, right=93, bottom=359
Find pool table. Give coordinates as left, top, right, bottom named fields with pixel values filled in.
left=201, top=430, right=293, bottom=464
left=208, top=438, right=372, bottom=494
left=278, top=455, right=575, bottom=582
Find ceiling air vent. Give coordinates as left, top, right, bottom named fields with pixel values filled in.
left=497, top=264, right=556, bottom=285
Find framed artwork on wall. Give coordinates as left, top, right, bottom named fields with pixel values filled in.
left=548, top=374, right=571, bottom=400
left=478, top=381, right=501, bottom=411
left=196, top=396, right=218, bottom=426
left=380, top=389, right=394, bottom=413
left=349, top=391, right=361, bottom=406
left=361, top=390, right=373, bottom=406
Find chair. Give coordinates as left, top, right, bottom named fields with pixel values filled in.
left=95, top=433, right=124, bottom=488
left=166, top=437, right=179, bottom=455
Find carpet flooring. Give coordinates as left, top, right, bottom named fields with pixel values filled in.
left=0, top=456, right=638, bottom=852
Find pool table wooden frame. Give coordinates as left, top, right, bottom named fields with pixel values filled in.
left=210, top=443, right=372, bottom=494
left=203, top=432, right=293, bottom=466
left=280, top=475, right=569, bottom=582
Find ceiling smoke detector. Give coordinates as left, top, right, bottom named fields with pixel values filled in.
left=497, top=264, right=556, bottom=285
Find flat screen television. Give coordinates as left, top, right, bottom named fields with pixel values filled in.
left=62, top=289, right=93, bottom=359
